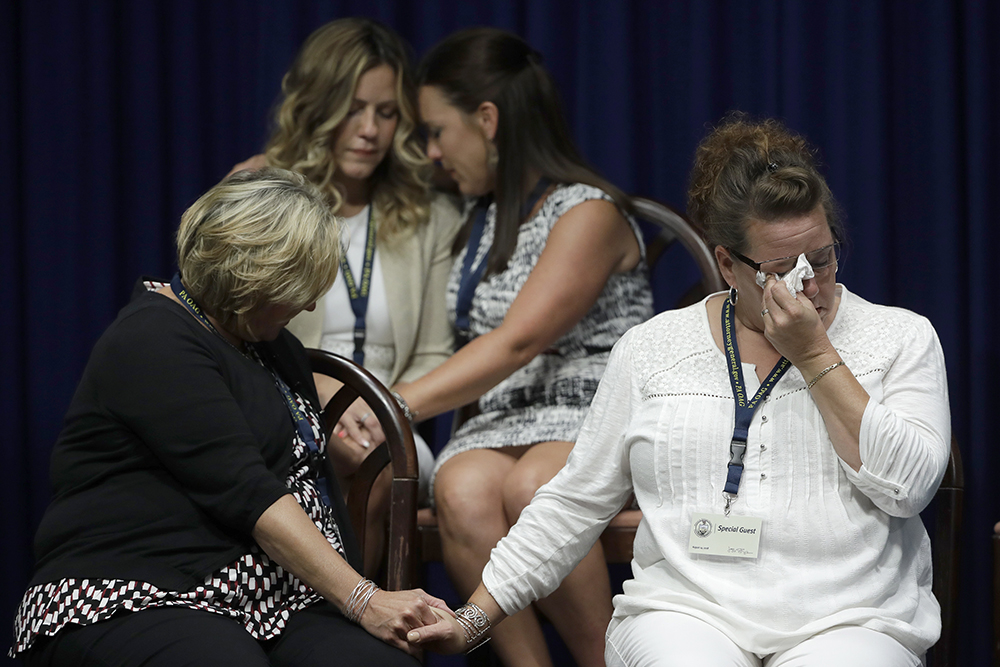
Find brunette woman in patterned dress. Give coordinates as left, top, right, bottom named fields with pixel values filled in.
left=10, top=170, right=447, bottom=666
left=347, top=29, right=653, bottom=666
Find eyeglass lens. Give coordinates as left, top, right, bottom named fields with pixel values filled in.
left=761, top=244, right=840, bottom=277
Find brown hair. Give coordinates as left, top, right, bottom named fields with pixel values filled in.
left=264, top=17, right=429, bottom=240
left=418, top=27, right=630, bottom=275
left=687, top=113, right=844, bottom=252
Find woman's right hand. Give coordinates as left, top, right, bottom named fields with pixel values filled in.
left=226, top=153, right=268, bottom=178
left=360, top=589, right=454, bottom=655
left=405, top=607, right=469, bottom=654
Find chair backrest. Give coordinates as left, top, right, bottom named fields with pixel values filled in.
left=632, top=196, right=726, bottom=307
left=993, top=526, right=1000, bottom=667
left=307, top=348, right=419, bottom=591
left=931, top=435, right=964, bottom=667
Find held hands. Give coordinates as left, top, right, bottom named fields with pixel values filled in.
left=405, top=606, right=471, bottom=654
left=359, top=588, right=454, bottom=656
left=760, top=274, right=836, bottom=368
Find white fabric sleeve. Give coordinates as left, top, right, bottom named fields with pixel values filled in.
left=481, top=329, right=638, bottom=616
left=839, top=317, right=951, bottom=517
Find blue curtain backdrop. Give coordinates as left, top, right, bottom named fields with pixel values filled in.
left=2, top=1, right=997, bottom=664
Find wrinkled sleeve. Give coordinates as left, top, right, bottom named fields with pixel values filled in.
left=839, top=316, right=951, bottom=517
left=397, top=195, right=464, bottom=384
left=95, top=307, right=291, bottom=535
left=482, top=328, right=639, bottom=616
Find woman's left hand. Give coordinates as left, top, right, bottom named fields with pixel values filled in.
left=336, top=398, right=386, bottom=451
left=760, top=275, right=836, bottom=368
left=360, top=589, right=454, bottom=655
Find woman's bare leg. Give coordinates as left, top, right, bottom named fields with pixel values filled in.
left=435, top=449, right=553, bottom=667
left=502, top=441, right=614, bottom=667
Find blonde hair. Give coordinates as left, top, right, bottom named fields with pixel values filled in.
left=177, top=168, right=341, bottom=340
left=264, top=18, right=430, bottom=240
left=687, top=113, right=844, bottom=252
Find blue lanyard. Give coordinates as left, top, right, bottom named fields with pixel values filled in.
left=453, top=196, right=492, bottom=348
left=170, top=274, right=332, bottom=507
left=171, top=273, right=220, bottom=336
left=454, top=178, right=551, bottom=348
left=267, top=368, right=332, bottom=507
left=721, top=298, right=790, bottom=505
left=339, top=206, right=377, bottom=365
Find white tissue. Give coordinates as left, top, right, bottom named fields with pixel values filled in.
left=755, top=253, right=815, bottom=297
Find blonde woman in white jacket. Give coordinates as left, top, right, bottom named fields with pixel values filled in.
left=231, top=18, right=462, bottom=574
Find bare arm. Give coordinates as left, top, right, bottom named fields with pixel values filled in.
left=252, top=494, right=449, bottom=654
left=397, top=199, right=641, bottom=420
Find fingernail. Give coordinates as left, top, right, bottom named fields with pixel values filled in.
left=362, top=440, right=371, bottom=449
left=407, top=631, right=419, bottom=642
left=337, top=430, right=346, bottom=438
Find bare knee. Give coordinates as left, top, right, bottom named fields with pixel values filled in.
left=435, top=456, right=508, bottom=545
left=502, top=461, right=558, bottom=523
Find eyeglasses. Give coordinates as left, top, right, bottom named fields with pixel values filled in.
left=728, top=242, right=841, bottom=279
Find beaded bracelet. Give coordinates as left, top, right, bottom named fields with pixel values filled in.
left=344, top=578, right=380, bottom=624
left=807, top=361, right=846, bottom=389
left=391, top=390, right=418, bottom=422
left=454, top=603, right=491, bottom=651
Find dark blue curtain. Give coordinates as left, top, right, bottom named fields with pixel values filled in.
left=3, top=1, right=997, bottom=664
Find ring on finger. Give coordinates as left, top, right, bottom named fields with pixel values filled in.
left=761, top=308, right=770, bottom=317
left=358, top=412, right=371, bottom=423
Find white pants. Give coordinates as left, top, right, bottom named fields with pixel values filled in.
left=605, top=611, right=923, bottom=667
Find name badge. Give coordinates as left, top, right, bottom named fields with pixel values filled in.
left=688, top=512, right=763, bottom=559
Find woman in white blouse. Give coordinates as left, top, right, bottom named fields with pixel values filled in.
left=406, top=115, right=951, bottom=667
left=231, top=18, right=462, bottom=574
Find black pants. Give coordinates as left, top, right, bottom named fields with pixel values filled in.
left=23, top=603, right=420, bottom=667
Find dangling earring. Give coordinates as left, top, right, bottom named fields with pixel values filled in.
left=487, top=142, right=498, bottom=169
left=728, top=285, right=738, bottom=306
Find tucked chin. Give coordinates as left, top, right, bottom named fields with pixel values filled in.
left=339, top=157, right=382, bottom=179
left=457, top=178, right=491, bottom=198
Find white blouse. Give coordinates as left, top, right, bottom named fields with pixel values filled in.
left=320, top=205, right=395, bottom=384
left=481, top=286, right=951, bottom=656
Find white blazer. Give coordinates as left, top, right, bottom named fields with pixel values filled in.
left=287, top=193, right=464, bottom=387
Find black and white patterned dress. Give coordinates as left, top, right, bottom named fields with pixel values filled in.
left=10, top=343, right=343, bottom=657
left=434, top=183, right=653, bottom=483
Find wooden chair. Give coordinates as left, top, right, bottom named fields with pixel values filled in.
left=634, top=196, right=727, bottom=306
left=931, top=437, right=963, bottom=667
left=994, top=522, right=1000, bottom=667
left=307, top=348, right=419, bottom=591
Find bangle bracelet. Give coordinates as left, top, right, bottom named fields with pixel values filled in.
left=807, top=361, right=846, bottom=389
left=454, top=603, right=491, bottom=651
left=343, top=578, right=380, bottom=624
left=391, top=390, right=418, bottom=422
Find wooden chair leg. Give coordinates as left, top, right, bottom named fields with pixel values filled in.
left=993, top=528, right=1000, bottom=667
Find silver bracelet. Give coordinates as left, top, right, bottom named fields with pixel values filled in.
left=454, top=602, right=491, bottom=651
left=343, top=578, right=380, bottom=624
left=391, top=390, right=418, bottom=422
left=807, top=361, right=846, bottom=389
